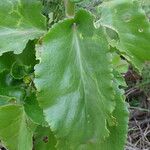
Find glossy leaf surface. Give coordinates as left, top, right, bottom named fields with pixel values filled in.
left=35, top=10, right=115, bottom=149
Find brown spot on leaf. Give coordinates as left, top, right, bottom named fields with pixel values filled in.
left=43, top=136, right=49, bottom=143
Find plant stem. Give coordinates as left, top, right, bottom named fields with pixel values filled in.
left=64, top=0, right=75, bottom=17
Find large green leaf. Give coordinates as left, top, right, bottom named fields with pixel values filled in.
left=98, top=0, right=150, bottom=70
left=0, top=0, right=46, bottom=55
left=35, top=10, right=115, bottom=149
left=0, top=105, right=35, bottom=150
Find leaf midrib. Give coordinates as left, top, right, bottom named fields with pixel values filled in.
left=72, top=25, right=88, bottom=119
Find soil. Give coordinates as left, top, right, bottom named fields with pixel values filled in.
left=125, top=68, right=150, bottom=150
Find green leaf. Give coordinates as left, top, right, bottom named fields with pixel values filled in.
left=0, top=40, right=37, bottom=104
left=15, top=40, right=38, bottom=67
left=11, top=40, right=37, bottom=79
left=24, top=93, right=45, bottom=125
left=0, top=40, right=37, bottom=75
left=35, top=10, right=115, bottom=149
left=0, top=52, right=15, bottom=73
left=112, top=52, right=128, bottom=74
left=0, top=105, right=35, bottom=150
left=33, top=126, right=56, bottom=150
left=99, top=76, right=129, bottom=150
left=0, top=71, right=26, bottom=103
left=0, top=0, right=46, bottom=56
left=99, top=0, right=150, bottom=70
